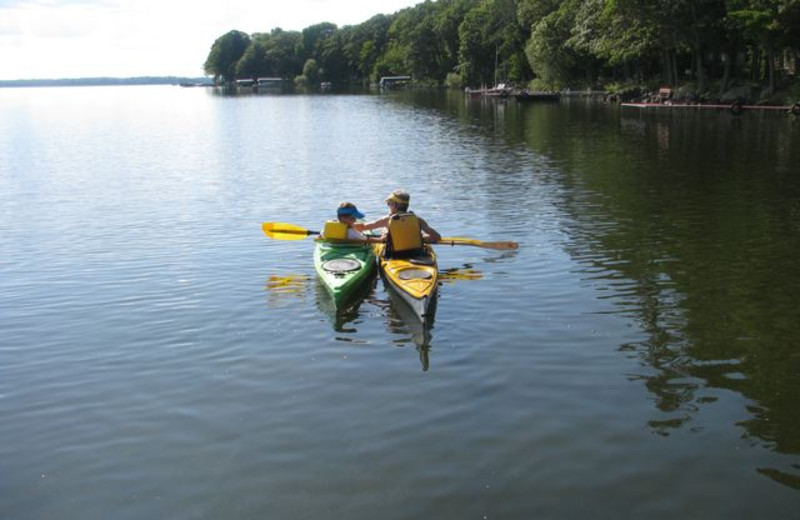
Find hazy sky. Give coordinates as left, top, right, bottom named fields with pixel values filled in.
left=0, top=0, right=422, bottom=80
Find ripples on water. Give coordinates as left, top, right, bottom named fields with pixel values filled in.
left=2, top=86, right=799, bottom=518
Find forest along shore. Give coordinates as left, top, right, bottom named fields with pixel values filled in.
left=202, top=1, right=798, bottom=107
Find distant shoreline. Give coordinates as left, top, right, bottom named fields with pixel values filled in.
left=0, top=77, right=213, bottom=88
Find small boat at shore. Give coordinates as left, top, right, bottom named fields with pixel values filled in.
left=374, top=243, right=438, bottom=324
left=465, top=83, right=512, bottom=98
left=515, top=90, right=561, bottom=102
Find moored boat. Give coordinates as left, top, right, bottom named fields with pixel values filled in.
left=465, top=83, right=512, bottom=98
left=515, top=89, right=561, bottom=102
left=374, top=243, right=438, bottom=324
left=314, top=240, right=376, bottom=304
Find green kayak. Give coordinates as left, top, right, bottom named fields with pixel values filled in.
left=313, top=240, right=376, bottom=304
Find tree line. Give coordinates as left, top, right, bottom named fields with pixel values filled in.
left=203, top=0, right=800, bottom=98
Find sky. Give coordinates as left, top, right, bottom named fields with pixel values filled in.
left=0, top=0, right=423, bottom=80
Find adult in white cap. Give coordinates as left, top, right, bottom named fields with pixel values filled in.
left=354, top=189, right=441, bottom=244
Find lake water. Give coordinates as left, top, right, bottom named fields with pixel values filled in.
left=2, top=85, right=799, bottom=518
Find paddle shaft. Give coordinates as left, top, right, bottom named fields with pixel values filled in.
left=275, top=228, right=319, bottom=236
left=438, top=237, right=519, bottom=250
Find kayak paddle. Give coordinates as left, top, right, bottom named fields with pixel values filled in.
left=262, top=223, right=518, bottom=250
left=438, top=237, right=519, bottom=250
left=262, top=222, right=320, bottom=240
left=262, top=222, right=376, bottom=245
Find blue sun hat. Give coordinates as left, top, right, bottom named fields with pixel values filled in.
left=337, top=202, right=365, bottom=219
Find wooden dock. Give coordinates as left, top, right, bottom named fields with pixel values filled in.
left=622, top=102, right=799, bottom=116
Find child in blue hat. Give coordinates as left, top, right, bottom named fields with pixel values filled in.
left=324, top=202, right=382, bottom=241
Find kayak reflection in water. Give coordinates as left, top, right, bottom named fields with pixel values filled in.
left=382, top=284, right=436, bottom=371
left=315, top=276, right=377, bottom=335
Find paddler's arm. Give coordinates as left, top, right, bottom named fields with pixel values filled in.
left=419, top=217, right=441, bottom=243
left=346, top=226, right=386, bottom=245
left=353, top=216, right=388, bottom=232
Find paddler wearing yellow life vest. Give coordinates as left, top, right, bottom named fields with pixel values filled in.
left=321, top=202, right=383, bottom=242
left=354, top=190, right=441, bottom=255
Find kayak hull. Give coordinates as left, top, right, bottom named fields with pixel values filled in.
left=375, top=243, right=438, bottom=324
left=314, top=241, right=376, bottom=304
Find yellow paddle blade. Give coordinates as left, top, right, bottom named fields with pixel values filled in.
left=262, top=222, right=317, bottom=240
left=439, top=237, right=519, bottom=250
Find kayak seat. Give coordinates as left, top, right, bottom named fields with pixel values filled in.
left=398, top=269, right=433, bottom=280
left=383, top=247, right=425, bottom=260
left=322, top=259, right=361, bottom=273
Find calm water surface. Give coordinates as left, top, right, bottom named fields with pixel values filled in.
left=2, top=85, right=799, bottom=518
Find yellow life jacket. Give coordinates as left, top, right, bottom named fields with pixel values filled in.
left=322, top=220, right=348, bottom=240
left=387, top=213, right=423, bottom=253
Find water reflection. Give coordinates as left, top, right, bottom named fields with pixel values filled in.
left=479, top=250, right=521, bottom=264
left=439, top=264, right=483, bottom=283
left=210, top=85, right=295, bottom=97
left=315, top=277, right=377, bottom=337
left=262, top=91, right=799, bottom=486
left=378, top=259, right=494, bottom=370
left=310, top=273, right=436, bottom=370
left=757, top=467, right=800, bottom=491
left=307, top=259, right=497, bottom=371
left=380, top=282, right=437, bottom=372
left=265, top=273, right=311, bottom=293
left=389, top=88, right=800, bottom=488
left=543, top=106, right=800, bottom=487
left=264, top=273, right=312, bottom=307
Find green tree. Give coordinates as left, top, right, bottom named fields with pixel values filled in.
left=726, top=0, right=800, bottom=93
left=264, top=28, right=304, bottom=78
left=458, top=1, right=500, bottom=85
left=294, top=58, right=321, bottom=88
left=459, top=0, right=531, bottom=86
left=203, top=30, right=251, bottom=83
left=304, top=58, right=319, bottom=79
left=524, top=2, right=578, bottom=88
left=373, top=44, right=409, bottom=80
left=318, top=31, right=350, bottom=82
left=567, top=0, right=660, bottom=85
left=204, top=0, right=798, bottom=93
left=516, top=0, right=561, bottom=27
left=435, top=0, right=481, bottom=79
left=344, top=14, right=393, bottom=80
left=494, top=0, right=533, bottom=83
left=390, top=3, right=441, bottom=79
left=235, top=40, right=269, bottom=78
left=300, top=22, right=338, bottom=62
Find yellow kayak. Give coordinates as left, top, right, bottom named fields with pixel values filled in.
left=374, top=243, right=438, bottom=324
